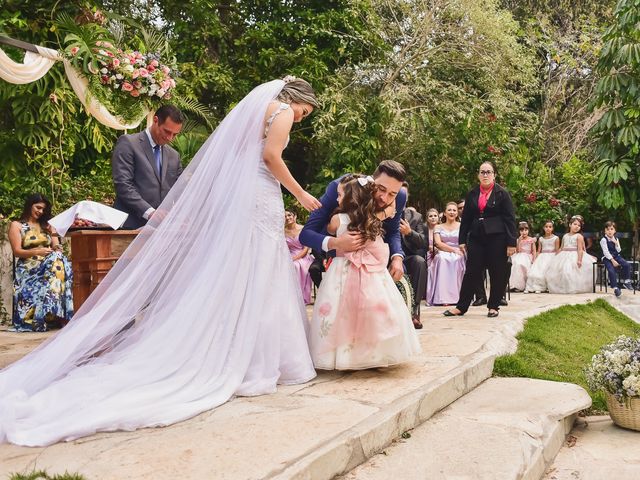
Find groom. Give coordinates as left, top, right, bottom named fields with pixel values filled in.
left=300, top=160, right=407, bottom=281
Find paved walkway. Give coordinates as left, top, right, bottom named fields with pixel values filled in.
left=0, top=291, right=635, bottom=479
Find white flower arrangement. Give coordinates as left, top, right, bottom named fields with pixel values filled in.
left=585, top=335, right=640, bottom=401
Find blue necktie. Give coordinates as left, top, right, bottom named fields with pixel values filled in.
left=153, top=145, right=162, bottom=177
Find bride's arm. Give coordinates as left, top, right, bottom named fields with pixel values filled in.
left=263, top=106, right=320, bottom=212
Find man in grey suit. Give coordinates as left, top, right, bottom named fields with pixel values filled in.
left=399, top=183, right=428, bottom=329
left=112, top=105, right=184, bottom=229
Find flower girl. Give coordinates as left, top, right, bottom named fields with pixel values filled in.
left=509, top=221, right=537, bottom=291
left=525, top=220, right=560, bottom=293
left=546, top=216, right=597, bottom=294
left=309, top=175, right=421, bottom=370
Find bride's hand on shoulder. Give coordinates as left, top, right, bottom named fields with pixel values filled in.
left=296, top=190, right=322, bottom=212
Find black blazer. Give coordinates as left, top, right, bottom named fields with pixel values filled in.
left=458, top=183, right=517, bottom=247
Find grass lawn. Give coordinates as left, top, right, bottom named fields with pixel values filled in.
left=493, top=298, right=640, bottom=412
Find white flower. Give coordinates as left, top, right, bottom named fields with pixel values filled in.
left=115, top=74, right=123, bottom=80
left=100, top=68, right=108, bottom=74
left=157, top=88, right=166, bottom=97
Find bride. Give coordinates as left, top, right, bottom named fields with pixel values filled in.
left=0, top=78, right=321, bottom=446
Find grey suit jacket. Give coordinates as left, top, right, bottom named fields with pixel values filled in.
left=112, top=131, right=182, bottom=229
left=401, top=207, right=427, bottom=257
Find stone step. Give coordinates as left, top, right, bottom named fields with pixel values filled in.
left=340, top=378, right=591, bottom=480
left=543, top=415, right=640, bottom=479
left=0, top=293, right=603, bottom=480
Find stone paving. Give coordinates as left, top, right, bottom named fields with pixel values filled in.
left=0, top=291, right=633, bottom=479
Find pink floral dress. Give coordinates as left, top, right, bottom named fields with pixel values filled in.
left=308, top=214, right=421, bottom=370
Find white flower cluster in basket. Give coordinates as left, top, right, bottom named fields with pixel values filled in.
left=585, top=336, right=640, bottom=401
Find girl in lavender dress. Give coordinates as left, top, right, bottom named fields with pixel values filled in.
left=427, top=202, right=465, bottom=305
left=546, top=216, right=597, bottom=294
left=525, top=221, right=560, bottom=293
left=509, top=221, right=537, bottom=292
left=284, top=210, right=314, bottom=304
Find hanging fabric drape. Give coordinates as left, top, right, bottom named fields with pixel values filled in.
left=0, top=43, right=150, bottom=130
left=0, top=45, right=58, bottom=84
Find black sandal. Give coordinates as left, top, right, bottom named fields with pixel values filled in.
left=487, top=310, right=499, bottom=318
left=443, top=309, right=464, bottom=317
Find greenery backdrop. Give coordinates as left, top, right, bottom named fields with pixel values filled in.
left=0, top=0, right=637, bottom=235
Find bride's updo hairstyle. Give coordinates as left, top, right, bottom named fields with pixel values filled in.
left=277, top=76, right=320, bottom=108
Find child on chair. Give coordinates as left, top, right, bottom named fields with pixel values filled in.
left=600, top=221, right=633, bottom=297
left=308, top=175, right=421, bottom=370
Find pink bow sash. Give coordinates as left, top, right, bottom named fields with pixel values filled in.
left=326, top=238, right=401, bottom=351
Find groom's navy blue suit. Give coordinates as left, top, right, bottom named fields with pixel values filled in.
left=299, top=177, right=407, bottom=258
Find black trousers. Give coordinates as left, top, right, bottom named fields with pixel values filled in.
left=309, top=253, right=325, bottom=288
left=404, top=255, right=427, bottom=317
left=457, top=233, right=508, bottom=312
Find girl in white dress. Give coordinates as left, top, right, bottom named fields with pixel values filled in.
left=546, top=216, right=597, bottom=294
left=525, top=221, right=560, bottom=293
left=309, top=175, right=421, bottom=370
left=509, top=221, right=537, bottom=291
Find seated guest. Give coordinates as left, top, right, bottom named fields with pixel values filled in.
left=600, top=220, right=634, bottom=297
left=399, top=182, right=428, bottom=329
left=285, top=210, right=314, bottom=304
left=427, top=202, right=465, bottom=306
left=425, top=208, right=439, bottom=266
left=8, top=193, right=73, bottom=332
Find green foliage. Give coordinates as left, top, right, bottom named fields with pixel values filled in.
left=314, top=0, right=539, bottom=210
left=493, top=299, right=640, bottom=412
left=505, top=156, right=603, bottom=230
left=590, top=0, right=640, bottom=220
left=9, top=471, right=87, bottom=480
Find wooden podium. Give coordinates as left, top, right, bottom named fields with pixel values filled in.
left=67, top=230, right=139, bottom=310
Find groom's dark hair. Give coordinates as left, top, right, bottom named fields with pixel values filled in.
left=373, top=160, right=406, bottom=182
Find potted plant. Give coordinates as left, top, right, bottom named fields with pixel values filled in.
left=585, top=335, right=640, bottom=430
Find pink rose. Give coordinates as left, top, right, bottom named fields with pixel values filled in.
left=121, top=82, right=133, bottom=92
left=70, top=46, right=80, bottom=56
left=133, top=81, right=142, bottom=89
left=161, top=65, right=170, bottom=75
left=138, top=68, right=149, bottom=78
left=318, top=303, right=332, bottom=317
left=170, top=79, right=176, bottom=88
left=161, top=79, right=172, bottom=90
left=132, top=70, right=139, bottom=79
left=147, top=64, right=156, bottom=72
left=150, top=59, right=159, bottom=67
left=112, top=58, right=120, bottom=67
left=130, top=89, right=140, bottom=97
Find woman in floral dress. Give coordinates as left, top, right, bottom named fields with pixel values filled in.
left=8, top=193, right=73, bottom=332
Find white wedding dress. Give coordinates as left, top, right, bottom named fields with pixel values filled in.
left=0, top=80, right=316, bottom=446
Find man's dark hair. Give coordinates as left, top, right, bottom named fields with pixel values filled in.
left=155, top=105, right=184, bottom=124
left=374, top=160, right=406, bottom=182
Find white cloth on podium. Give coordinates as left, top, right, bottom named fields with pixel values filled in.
left=49, top=200, right=128, bottom=236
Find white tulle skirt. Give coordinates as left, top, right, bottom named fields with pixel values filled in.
left=309, top=257, right=421, bottom=370
left=509, top=253, right=533, bottom=291
left=546, top=250, right=596, bottom=294
left=525, top=252, right=556, bottom=292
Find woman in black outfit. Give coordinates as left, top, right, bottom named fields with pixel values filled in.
left=443, top=161, right=517, bottom=318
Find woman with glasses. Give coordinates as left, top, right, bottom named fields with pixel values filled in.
left=443, top=161, right=517, bottom=318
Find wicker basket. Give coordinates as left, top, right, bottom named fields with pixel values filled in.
left=605, top=392, right=640, bottom=431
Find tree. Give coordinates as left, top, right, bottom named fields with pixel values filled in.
left=590, top=0, right=640, bottom=222
left=313, top=0, right=539, bottom=210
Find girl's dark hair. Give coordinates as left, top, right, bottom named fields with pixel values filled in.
left=569, top=215, right=584, bottom=232
left=604, top=220, right=616, bottom=230
left=19, top=193, right=52, bottom=229
left=338, top=176, right=384, bottom=241
left=542, top=220, right=554, bottom=231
